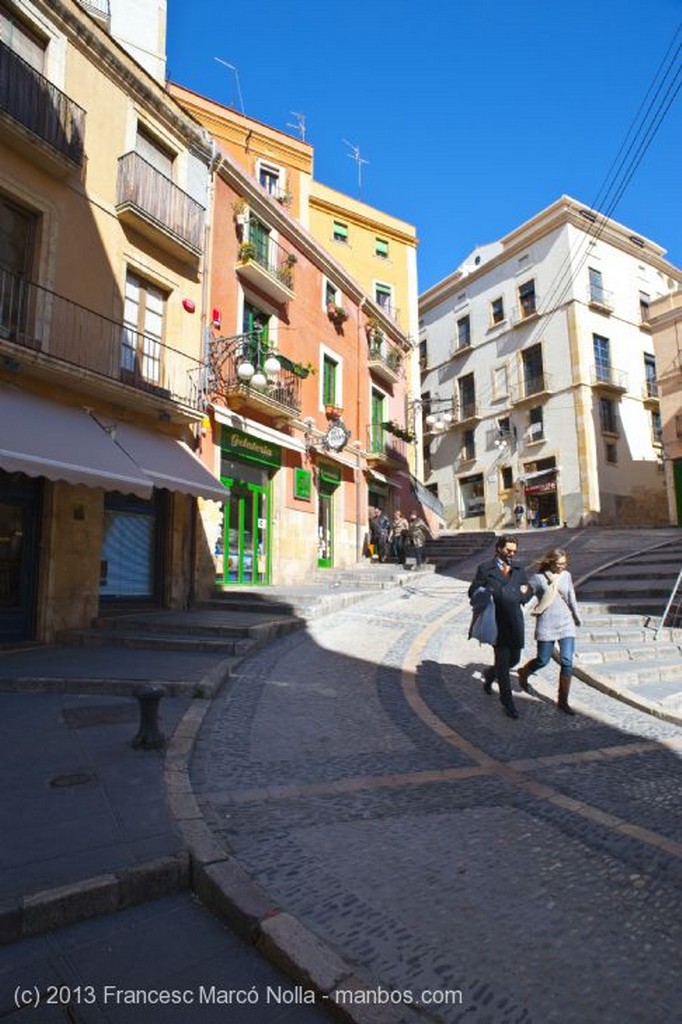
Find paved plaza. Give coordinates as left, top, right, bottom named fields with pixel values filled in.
left=192, top=561, right=681, bottom=1024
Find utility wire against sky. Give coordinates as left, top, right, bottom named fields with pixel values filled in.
left=214, top=57, right=245, bottom=115
left=535, top=22, right=682, bottom=334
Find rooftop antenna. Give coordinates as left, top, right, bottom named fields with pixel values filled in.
left=287, top=111, right=307, bottom=141
left=214, top=58, right=245, bottom=115
left=343, top=139, right=369, bottom=197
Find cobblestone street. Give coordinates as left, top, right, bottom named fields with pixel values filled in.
left=192, top=570, right=682, bottom=1024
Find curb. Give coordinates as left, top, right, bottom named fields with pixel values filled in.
left=165, top=670, right=435, bottom=1024
left=0, top=853, right=190, bottom=947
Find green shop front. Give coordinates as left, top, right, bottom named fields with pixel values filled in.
left=217, top=427, right=281, bottom=585
left=317, top=462, right=341, bottom=568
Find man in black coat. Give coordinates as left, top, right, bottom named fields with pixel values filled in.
left=468, top=535, right=533, bottom=719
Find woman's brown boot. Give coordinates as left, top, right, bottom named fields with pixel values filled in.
left=517, top=663, right=531, bottom=692
left=558, top=672, right=575, bottom=715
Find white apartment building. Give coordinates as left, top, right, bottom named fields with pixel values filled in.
left=418, top=196, right=682, bottom=530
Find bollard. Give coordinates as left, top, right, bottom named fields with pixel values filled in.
left=132, top=684, right=166, bottom=750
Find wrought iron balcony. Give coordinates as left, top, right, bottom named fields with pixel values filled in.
left=455, top=399, right=480, bottom=425
left=367, top=334, right=403, bottom=384
left=116, top=151, right=205, bottom=259
left=236, top=228, right=296, bottom=305
left=642, top=379, right=659, bottom=406
left=590, top=364, right=628, bottom=393
left=0, top=40, right=85, bottom=172
left=366, top=424, right=408, bottom=466
left=510, top=297, right=541, bottom=325
left=208, top=332, right=302, bottom=420
left=76, top=0, right=111, bottom=28
left=512, top=372, right=553, bottom=403
left=588, top=286, right=614, bottom=312
left=0, top=267, right=205, bottom=410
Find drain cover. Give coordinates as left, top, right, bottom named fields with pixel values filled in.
left=49, top=771, right=96, bottom=788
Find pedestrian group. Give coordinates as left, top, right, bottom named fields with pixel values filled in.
left=469, top=535, right=581, bottom=720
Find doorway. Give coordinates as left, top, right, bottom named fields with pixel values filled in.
left=317, top=483, right=334, bottom=568
left=0, top=474, right=39, bottom=642
left=222, top=479, right=270, bottom=584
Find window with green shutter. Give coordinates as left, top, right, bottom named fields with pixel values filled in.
left=332, top=221, right=348, bottom=243
left=375, top=238, right=389, bottom=258
left=323, top=355, right=338, bottom=405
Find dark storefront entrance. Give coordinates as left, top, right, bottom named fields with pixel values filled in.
left=0, top=473, right=40, bottom=642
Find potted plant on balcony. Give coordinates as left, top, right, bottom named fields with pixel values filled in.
left=232, top=197, right=248, bottom=225
left=238, top=241, right=256, bottom=262
left=327, top=302, right=348, bottom=324
left=325, top=403, right=343, bottom=419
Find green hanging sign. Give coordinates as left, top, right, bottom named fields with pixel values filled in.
left=221, top=426, right=282, bottom=468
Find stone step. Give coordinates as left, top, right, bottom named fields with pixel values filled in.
left=591, top=567, right=680, bottom=581
left=577, top=642, right=681, bottom=663
left=56, top=630, right=257, bottom=654
left=206, top=593, right=301, bottom=616
left=576, top=657, right=682, bottom=685
left=90, top=616, right=281, bottom=639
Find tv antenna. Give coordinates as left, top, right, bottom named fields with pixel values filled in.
left=287, top=111, right=307, bottom=141
left=214, top=58, right=245, bottom=115
left=343, top=139, right=369, bottom=196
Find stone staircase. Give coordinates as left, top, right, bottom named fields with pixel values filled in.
left=573, top=542, right=682, bottom=717
left=424, top=530, right=496, bottom=569
left=57, top=608, right=303, bottom=656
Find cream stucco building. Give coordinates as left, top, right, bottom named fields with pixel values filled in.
left=418, top=196, right=681, bottom=530
left=647, top=291, right=682, bottom=525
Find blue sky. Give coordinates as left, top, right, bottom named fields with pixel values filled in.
left=166, top=1, right=682, bottom=292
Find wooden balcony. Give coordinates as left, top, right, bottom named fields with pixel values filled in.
left=116, top=152, right=205, bottom=261
left=0, top=40, right=85, bottom=176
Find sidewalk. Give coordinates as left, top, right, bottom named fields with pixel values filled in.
left=0, top=528, right=680, bottom=1023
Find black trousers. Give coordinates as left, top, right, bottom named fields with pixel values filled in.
left=494, top=645, right=521, bottom=705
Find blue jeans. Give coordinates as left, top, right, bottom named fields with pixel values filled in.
left=530, top=637, right=575, bottom=677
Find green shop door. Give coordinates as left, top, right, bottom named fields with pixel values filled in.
left=222, top=478, right=270, bottom=584
left=317, top=464, right=341, bottom=568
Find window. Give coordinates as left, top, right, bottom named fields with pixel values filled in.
left=589, top=266, right=605, bottom=304
left=644, top=353, right=657, bottom=397
left=324, top=279, right=341, bottom=309
left=651, top=410, right=663, bottom=444
left=332, top=221, right=348, bottom=243
left=375, top=283, right=392, bottom=311
left=457, top=315, right=471, bottom=350
left=605, top=442, right=618, bottom=464
left=322, top=354, right=338, bottom=406
left=0, top=4, right=46, bottom=71
left=676, top=414, right=682, bottom=439
left=419, top=337, right=428, bottom=370
left=501, top=466, right=513, bottom=490
left=518, top=279, right=536, bottom=318
left=370, top=388, right=386, bottom=451
left=0, top=195, right=36, bottom=337
left=458, top=373, right=476, bottom=419
left=122, top=272, right=165, bottom=385
left=243, top=301, right=270, bottom=343
left=593, top=334, right=611, bottom=382
left=491, top=297, right=505, bottom=325
left=528, top=406, right=544, bottom=441
left=462, top=429, right=475, bottom=461
left=599, top=397, right=618, bottom=435
left=136, top=126, right=173, bottom=178
left=493, top=365, right=508, bottom=399
left=375, top=238, right=389, bottom=259
left=258, top=162, right=281, bottom=197
left=522, top=344, right=545, bottom=395
left=639, top=291, right=651, bottom=322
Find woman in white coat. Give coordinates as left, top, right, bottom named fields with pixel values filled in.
left=517, top=548, right=582, bottom=714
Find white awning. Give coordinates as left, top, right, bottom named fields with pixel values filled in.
left=0, top=386, right=152, bottom=497
left=366, top=469, right=400, bottom=487
left=108, top=421, right=228, bottom=502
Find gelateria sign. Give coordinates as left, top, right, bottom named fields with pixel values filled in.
left=221, top=427, right=282, bottom=468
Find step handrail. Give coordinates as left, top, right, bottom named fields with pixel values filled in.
left=655, top=567, right=682, bottom=640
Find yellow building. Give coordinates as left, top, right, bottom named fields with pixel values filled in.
left=0, top=0, right=225, bottom=642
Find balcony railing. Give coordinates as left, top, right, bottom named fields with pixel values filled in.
left=512, top=372, right=552, bottom=402
left=207, top=332, right=301, bottom=418
left=0, top=40, right=85, bottom=167
left=642, top=379, right=659, bottom=403
left=588, top=286, right=614, bottom=311
left=367, top=334, right=403, bottom=383
left=0, top=267, right=204, bottom=409
left=510, top=297, right=540, bottom=325
left=455, top=400, right=480, bottom=424
left=236, top=226, right=296, bottom=303
left=116, top=151, right=205, bottom=256
left=76, top=0, right=111, bottom=26
left=366, top=424, right=408, bottom=464
left=590, top=364, right=628, bottom=392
